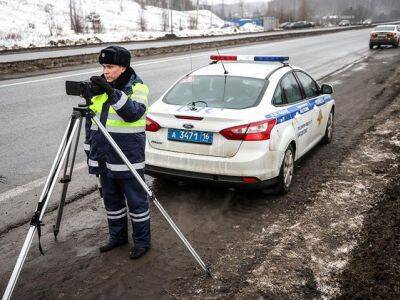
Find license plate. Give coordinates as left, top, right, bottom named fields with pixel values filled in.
left=168, top=128, right=213, bottom=145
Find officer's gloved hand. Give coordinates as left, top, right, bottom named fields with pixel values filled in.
left=90, top=76, right=114, bottom=96
left=81, top=86, right=94, bottom=101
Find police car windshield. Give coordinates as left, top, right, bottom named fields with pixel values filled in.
left=163, top=75, right=267, bottom=109
left=374, top=25, right=395, bottom=31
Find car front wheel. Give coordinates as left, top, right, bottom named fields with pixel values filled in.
left=276, top=145, right=294, bottom=194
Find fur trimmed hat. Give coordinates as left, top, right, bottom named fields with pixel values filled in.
left=99, top=45, right=131, bottom=67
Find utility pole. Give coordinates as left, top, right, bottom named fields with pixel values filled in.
left=210, top=0, right=213, bottom=28
left=168, top=0, right=173, bottom=34
left=196, top=0, right=199, bottom=29
left=239, top=0, right=244, bottom=18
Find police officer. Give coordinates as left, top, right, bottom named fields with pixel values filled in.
left=84, top=45, right=150, bottom=259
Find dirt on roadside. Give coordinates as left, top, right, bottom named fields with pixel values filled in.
left=0, top=50, right=400, bottom=299
left=168, top=52, right=400, bottom=299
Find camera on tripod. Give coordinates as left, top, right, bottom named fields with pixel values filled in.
left=65, top=80, right=103, bottom=98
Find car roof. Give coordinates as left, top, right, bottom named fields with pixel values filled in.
left=191, top=62, right=285, bottom=79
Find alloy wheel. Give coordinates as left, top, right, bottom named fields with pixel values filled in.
left=283, top=149, right=294, bottom=188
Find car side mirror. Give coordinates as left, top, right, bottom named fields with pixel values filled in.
left=320, top=84, right=333, bottom=94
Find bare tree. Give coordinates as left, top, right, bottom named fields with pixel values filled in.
left=266, top=0, right=400, bottom=21
left=44, top=3, right=56, bottom=36
left=298, top=0, right=308, bottom=20
left=238, top=0, right=244, bottom=18
left=188, top=15, right=197, bottom=30
left=138, top=10, right=147, bottom=31
left=161, top=10, right=169, bottom=31
left=86, top=12, right=102, bottom=33
left=69, top=0, right=84, bottom=33
left=119, top=0, right=123, bottom=14
left=138, top=0, right=146, bottom=9
left=220, top=0, right=225, bottom=19
left=195, top=0, right=199, bottom=29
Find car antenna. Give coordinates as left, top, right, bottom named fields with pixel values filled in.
left=216, top=48, right=228, bottom=74
left=188, top=43, right=197, bottom=108
left=215, top=49, right=228, bottom=104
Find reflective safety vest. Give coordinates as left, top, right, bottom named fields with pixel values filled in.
left=85, top=80, right=149, bottom=178
left=89, top=83, right=148, bottom=134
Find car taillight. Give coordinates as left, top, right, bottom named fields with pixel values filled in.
left=146, top=116, right=161, bottom=132
left=242, top=177, right=259, bottom=184
left=371, top=32, right=377, bottom=38
left=220, top=119, right=277, bottom=141
left=387, top=32, right=395, bottom=37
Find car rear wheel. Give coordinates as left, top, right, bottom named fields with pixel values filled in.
left=321, top=110, right=334, bottom=144
left=393, top=39, right=399, bottom=48
left=369, top=43, right=374, bottom=49
left=276, top=145, right=294, bottom=194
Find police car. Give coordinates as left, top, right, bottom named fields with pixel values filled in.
left=145, top=55, right=334, bottom=193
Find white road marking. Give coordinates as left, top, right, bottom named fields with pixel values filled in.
left=0, top=52, right=210, bottom=89
left=0, top=50, right=214, bottom=205
left=0, top=162, right=87, bottom=203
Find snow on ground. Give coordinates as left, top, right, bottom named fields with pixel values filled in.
left=0, top=0, right=263, bottom=50
left=240, top=22, right=264, bottom=32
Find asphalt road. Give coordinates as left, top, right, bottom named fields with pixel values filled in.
left=0, top=28, right=373, bottom=232
left=0, top=26, right=356, bottom=63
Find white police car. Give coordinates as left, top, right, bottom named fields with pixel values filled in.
left=145, top=55, right=334, bottom=193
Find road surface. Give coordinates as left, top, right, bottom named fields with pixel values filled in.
left=0, top=29, right=399, bottom=299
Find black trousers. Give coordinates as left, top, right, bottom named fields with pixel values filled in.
left=100, top=171, right=150, bottom=248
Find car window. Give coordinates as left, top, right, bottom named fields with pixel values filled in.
left=281, top=73, right=302, bottom=104
left=295, top=71, right=319, bottom=98
left=272, top=85, right=284, bottom=105
left=374, top=25, right=395, bottom=31
left=163, top=75, right=267, bottom=109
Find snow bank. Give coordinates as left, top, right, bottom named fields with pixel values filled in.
left=240, top=23, right=264, bottom=32
left=0, top=0, right=262, bottom=50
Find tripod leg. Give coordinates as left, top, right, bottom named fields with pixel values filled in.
left=53, top=116, right=83, bottom=238
left=2, top=227, right=36, bottom=300
left=37, top=117, right=75, bottom=204
left=91, top=116, right=212, bottom=277
left=53, top=174, right=70, bottom=239
left=2, top=116, right=82, bottom=300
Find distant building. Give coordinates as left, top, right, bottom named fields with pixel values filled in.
left=227, top=18, right=263, bottom=27
left=263, top=17, right=277, bottom=31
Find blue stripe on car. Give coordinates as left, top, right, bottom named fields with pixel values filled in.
left=265, top=95, right=333, bottom=124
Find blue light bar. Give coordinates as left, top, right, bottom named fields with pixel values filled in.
left=254, top=56, right=289, bottom=62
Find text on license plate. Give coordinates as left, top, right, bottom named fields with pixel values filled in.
left=167, top=128, right=213, bottom=144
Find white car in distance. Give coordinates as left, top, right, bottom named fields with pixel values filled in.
left=145, top=55, right=335, bottom=193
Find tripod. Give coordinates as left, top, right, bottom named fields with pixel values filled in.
left=3, top=103, right=211, bottom=300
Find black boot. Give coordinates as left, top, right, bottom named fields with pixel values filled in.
left=99, top=240, right=128, bottom=253
left=129, top=246, right=150, bottom=259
